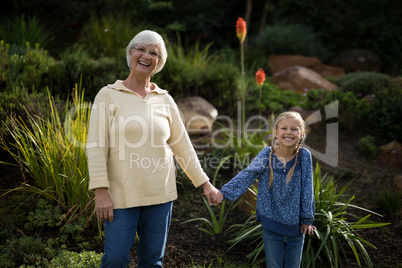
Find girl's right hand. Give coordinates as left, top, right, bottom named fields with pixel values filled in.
left=94, top=188, right=114, bottom=222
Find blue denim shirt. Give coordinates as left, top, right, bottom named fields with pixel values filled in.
left=220, top=147, right=315, bottom=236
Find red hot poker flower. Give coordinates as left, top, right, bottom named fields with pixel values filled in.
left=255, top=68, right=266, bottom=86
left=236, top=17, right=247, bottom=44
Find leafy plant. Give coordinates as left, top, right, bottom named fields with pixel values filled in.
left=50, top=250, right=102, bottom=268
left=0, top=236, right=57, bottom=267
left=367, top=85, right=402, bottom=142
left=0, top=15, right=53, bottom=52
left=356, top=135, right=378, bottom=158
left=0, top=85, right=95, bottom=226
left=78, top=15, right=144, bottom=58
left=182, top=198, right=230, bottom=236
left=227, top=163, right=390, bottom=267
left=303, top=163, right=389, bottom=268
left=335, top=72, right=392, bottom=97
left=255, top=23, right=330, bottom=60
left=1, top=41, right=55, bottom=93
left=376, top=188, right=402, bottom=220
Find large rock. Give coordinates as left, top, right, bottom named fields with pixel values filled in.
left=268, top=54, right=345, bottom=78
left=377, top=140, right=402, bottom=171
left=268, top=55, right=322, bottom=73
left=331, top=49, right=382, bottom=73
left=271, top=66, right=338, bottom=94
left=176, top=96, right=218, bottom=135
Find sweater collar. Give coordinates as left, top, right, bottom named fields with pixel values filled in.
left=107, top=80, right=168, bottom=95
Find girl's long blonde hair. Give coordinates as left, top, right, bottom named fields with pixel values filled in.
left=268, top=111, right=306, bottom=188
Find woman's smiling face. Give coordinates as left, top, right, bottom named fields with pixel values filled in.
left=129, top=44, right=160, bottom=77
left=275, top=117, right=303, bottom=148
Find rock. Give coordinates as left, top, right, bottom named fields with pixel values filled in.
left=310, top=64, right=345, bottom=78
left=268, top=55, right=322, bottom=73
left=176, top=96, right=218, bottom=135
left=377, top=140, right=402, bottom=170
left=331, top=49, right=382, bottom=73
left=268, top=54, right=345, bottom=78
left=271, top=66, right=338, bottom=94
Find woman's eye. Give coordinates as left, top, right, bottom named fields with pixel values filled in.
left=138, top=48, right=145, bottom=52
left=150, top=52, right=158, bottom=56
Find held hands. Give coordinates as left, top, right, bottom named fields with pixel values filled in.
left=202, top=181, right=222, bottom=206
left=94, top=188, right=114, bottom=222
left=300, top=224, right=316, bottom=235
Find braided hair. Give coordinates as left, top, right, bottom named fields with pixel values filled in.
left=268, top=111, right=306, bottom=188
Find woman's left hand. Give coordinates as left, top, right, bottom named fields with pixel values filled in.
left=300, top=224, right=316, bottom=235
left=201, top=181, right=220, bottom=206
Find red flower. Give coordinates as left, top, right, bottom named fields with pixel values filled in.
left=236, top=17, right=247, bottom=44
left=255, top=68, right=266, bottom=86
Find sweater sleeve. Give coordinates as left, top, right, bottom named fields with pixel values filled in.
left=299, top=148, right=315, bottom=225
left=86, top=93, right=112, bottom=191
left=220, top=147, right=269, bottom=202
left=167, top=100, right=209, bottom=188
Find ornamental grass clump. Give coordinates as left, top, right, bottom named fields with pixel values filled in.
left=1, top=85, right=94, bottom=225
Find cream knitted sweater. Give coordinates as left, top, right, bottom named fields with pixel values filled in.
left=86, top=80, right=209, bottom=208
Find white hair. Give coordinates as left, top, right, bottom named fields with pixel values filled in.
left=126, top=30, right=168, bottom=75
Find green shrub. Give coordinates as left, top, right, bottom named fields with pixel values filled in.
left=302, top=89, right=369, bottom=131
left=0, top=41, right=55, bottom=93
left=0, top=15, right=53, bottom=52
left=0, top=236, right=56, bottom=267
left=367, top=85, right=402, bottom=142
left=248, top=80, right=304, bottom=115
left=50, top=250, right=102, bottom=268
left=376, top=188, right=402, bottom=220
left=47, top=48, right=127, bottom=100
left=356, top=135, right=378, bottom=158
left=0, top=86, right=55, bottom=136
left=335, top=72, right=392, bottom=97
left=78, top=15, right=144, bottom=58
left=255, top=24, right=330, bottom=61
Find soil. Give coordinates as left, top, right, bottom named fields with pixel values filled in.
left=1, top=127, right=401, bottom=267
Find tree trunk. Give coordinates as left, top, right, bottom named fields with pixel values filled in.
left=259, top=0, right=270, bottom=34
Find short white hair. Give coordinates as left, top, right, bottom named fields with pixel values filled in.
left=126, top=30, right=167, bottom=75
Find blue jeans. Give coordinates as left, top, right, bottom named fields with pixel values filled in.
left=263, top=229, right=305, bottom=268
left=101, top=202, right=173, bottom=268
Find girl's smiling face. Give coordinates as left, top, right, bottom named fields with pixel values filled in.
left=275, top=117, right=304, bottom=148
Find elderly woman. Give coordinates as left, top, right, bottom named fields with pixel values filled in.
left=86, top=30, right=219, bottom=268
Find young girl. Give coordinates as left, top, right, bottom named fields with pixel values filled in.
left=213, top=111, right=315, bottom=268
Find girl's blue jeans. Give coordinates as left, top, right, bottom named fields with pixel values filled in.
left=101, top=201, right=173, bottom=268
left=263, top=228, right=305, bottom=268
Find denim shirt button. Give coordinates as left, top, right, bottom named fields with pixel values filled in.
left=283, top=169, right=286, bottom=172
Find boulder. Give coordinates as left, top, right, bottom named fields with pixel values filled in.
left=377, top=140, right=402, bottom=170
left=268, top=54, right=345, bottom=78
left=271, top=66, right=338, bottom=94
left=331, top=49, right=382, bottom=73
left=176, top=96, right=218, bottom=135
left=268, top=55, right=322, bottom=74
left=310, top=64, right=345, bottom=78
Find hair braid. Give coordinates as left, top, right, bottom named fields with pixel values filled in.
left=268, top=138, right=277, bottom=188
left=286, top=144, right=301, bottom=184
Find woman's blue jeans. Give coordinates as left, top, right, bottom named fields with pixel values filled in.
left=101, top=201, right=173, bottom=268
left=263, top=229, right=305, bottom=268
